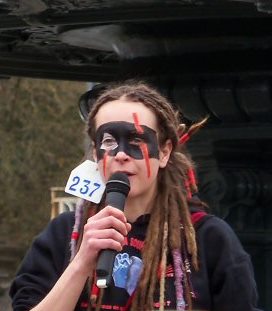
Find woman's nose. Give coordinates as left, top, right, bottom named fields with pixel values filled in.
left=114, top=150, right=129, bottom=162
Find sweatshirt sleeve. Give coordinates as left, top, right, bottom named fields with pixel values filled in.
left=197, top=216, right=262, bottom=311
left=9, top=212, right=74, bottom=311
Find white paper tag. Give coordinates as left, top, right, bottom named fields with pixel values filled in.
left=65, top=160, right=105, bottom=204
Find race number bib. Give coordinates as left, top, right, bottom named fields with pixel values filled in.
left=65, top=160, right=105, bottom=203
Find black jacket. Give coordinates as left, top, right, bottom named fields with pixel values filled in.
left=10, top=211, right=262, bottom=311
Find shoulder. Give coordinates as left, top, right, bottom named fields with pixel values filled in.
left=41, top=211, right=75, bottom=234
left=9, top=212, right=76, bottom=309
left=197, top=214, right=240, bottom=240
left=196, top=214, right=242, bottom=246
left=18, top=212, right=75, bottom=274
left=196, top=214, right=250, bottom=266
left=189, top=197, right=246, bottom=257
left=31, top=212, right=75, bottom=255
left=46, top=211, right=75, bottom=230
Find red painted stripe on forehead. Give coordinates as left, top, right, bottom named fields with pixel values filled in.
left=140, top=143, right=151, bottom=178
left=132, top=112, right=144, bottom=134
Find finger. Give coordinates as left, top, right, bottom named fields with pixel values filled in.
left=86, top=237, right=124, bottom=253
left=85, top=228, right=126, bottom=245
left=126, top=222, right=132, bottom=232
left=91, top=206, right=127, bottom=222
left=86, top=215, right=128, bottom=236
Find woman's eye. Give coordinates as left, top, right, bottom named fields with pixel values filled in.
left=100, top=135, right=118, bottom=150
left=130, top=137, right=145, bottom=145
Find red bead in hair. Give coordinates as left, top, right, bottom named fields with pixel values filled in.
left=184, top=179, right=192, bottom=199
left=71, top=232, right=79, bottom=240
left=179, top=133, right=190, bottom=144
left=188, top=168, right=196, bottom=186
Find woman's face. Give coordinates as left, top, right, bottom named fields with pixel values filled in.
left=93, top=98, right=172, bottom=199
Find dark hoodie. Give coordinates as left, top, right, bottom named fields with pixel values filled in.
left=10, top=210, right=262, bottom=311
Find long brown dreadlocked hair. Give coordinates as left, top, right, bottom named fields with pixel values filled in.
left=71, top=81, right=207, bottom=311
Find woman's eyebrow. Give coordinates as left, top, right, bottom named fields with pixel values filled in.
left=130, top=129, right=142, bottom=135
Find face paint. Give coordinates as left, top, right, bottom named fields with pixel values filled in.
left=132, top=113, right=151, bottom=178
left=95, top=121, right=159, bottom=161
left=139, top=143, right=151, bottom=178
left=102, top=150, right=109, bottom=177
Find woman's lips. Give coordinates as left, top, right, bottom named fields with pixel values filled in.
left=121, top=171, right=135, bottom=177
left=111, top=171, right=135, bottom=177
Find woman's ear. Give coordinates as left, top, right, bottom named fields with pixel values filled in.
left=159, top=139, right=172, bottom=168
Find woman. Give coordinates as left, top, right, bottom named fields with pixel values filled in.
left=10, top=81, right=261, bottom=311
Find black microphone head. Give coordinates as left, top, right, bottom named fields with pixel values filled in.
left=106, top=172, right=130, bottom=196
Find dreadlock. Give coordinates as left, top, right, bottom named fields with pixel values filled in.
left=71, top=80, right=207, bottom=311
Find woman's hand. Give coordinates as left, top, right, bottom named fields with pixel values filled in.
left=73, top=206, right=131, bottom=276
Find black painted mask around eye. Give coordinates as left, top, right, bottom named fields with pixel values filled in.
left=95, top=121, right=160, bottom=160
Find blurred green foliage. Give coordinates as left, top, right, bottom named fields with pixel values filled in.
left=0, top=78, right=86, bottom=247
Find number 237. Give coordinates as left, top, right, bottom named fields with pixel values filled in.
left=69, top=176, right=101, bottom=197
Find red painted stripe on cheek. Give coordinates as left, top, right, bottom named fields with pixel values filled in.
left=133, top=112, right=151, bottom=178
left=140, top=143, right=151, bottom=178
left=103, top=151, right=108, bottom=178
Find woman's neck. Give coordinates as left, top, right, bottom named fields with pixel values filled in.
left=124, top=191, right=155, bottom=223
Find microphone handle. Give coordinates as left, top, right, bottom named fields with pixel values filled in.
left=96, top=191, right=127, bottom=288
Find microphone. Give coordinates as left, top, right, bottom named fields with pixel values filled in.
left=96, top=172, right=130, bottom=288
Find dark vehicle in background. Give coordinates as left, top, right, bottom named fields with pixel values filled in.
left=1, top=1, right=272, bottom=310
